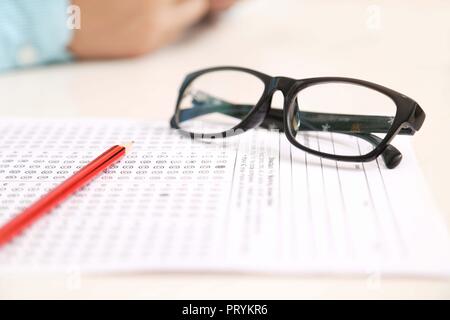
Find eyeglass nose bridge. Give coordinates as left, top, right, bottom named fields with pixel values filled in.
left=268, top=76, right=298, bottom=96
left=250, top=77, right=297, bottom=132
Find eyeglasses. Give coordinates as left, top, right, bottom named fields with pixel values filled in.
left=170, top=66, right=425, bottom=169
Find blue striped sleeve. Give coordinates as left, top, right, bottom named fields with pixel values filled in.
left=0, top=0, right=73, bottom=72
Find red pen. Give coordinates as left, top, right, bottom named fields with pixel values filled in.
left=0, top=142, right=133, bottom=247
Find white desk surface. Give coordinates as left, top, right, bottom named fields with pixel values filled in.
left=0, top=0, right=449, bottom=299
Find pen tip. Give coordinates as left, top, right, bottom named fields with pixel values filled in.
left=122, top=141, right=134, bottom=153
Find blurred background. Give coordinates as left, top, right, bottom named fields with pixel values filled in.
left=0, top=0, right=449, bottom=298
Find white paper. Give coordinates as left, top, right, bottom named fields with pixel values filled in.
left=0, top=119, right=449, bottom=276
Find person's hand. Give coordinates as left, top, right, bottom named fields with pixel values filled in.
left=209, top=0, right=236, bottom=13
left=69, top=0, right=212, bottom=59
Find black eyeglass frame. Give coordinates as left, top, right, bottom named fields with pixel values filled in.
left=170, top=66, right=425, bottom=168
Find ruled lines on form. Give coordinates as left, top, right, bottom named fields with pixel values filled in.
left=0, top=119, right=449, bottom=276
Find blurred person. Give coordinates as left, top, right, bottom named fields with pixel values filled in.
left=0, top=0, right=235, bottom=72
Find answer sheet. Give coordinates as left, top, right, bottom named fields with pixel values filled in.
left=0, top=119, right=449, bottom=276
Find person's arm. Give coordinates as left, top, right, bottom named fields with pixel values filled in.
left=68, top=0, right=234, bottom=59
left=69, top=0, right=209, bottom=59
left=0, top=0, right=236, bottom=72
left=0, top=0, right=73, bottom=72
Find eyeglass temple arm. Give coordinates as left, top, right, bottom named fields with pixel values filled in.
left=264, top=106, right=414, bottom=135
left=176, top=92, right=405, bottom=168
left=261, top=108, right=402, bottom=169
left=180, top=91, right=414, bottom=135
